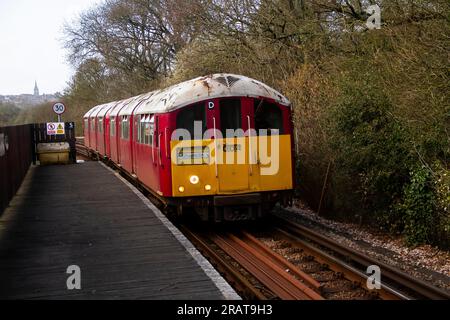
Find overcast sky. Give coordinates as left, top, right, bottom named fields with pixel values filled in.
left=0, top=0, right=103, bottom=95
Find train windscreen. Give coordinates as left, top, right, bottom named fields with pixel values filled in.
left=220, top=99, right=241, bottom=136
left=254, top=100, right=283, bottom=135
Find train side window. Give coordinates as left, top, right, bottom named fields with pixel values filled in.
left=139, top=115, right=145, bottom=144
left=135, top=115, right=140, bottom=143
left=254, top=100, right=283, bottom=135
left=220, top=99, right=241, bottom=136
left=121, top=116, right=129, bottom=140
left=91, top=118, right=95, bottom=131
left=98, top=118, right=103, bottom=134
left=141, top=115, right=153, bottom=146
left=148, top=115, right=154, bottom=146
left=84, top=119, right=89, bottom=131
left=176, top=103, right=206, bottom=140
left=110, top=117, right=116, bottom=136
left=154, top=116, right=159, bottom=147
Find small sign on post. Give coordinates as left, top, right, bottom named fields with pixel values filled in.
left=53, top=102, right=66, bottom=122
left=47, top=122, right=65, bottom=135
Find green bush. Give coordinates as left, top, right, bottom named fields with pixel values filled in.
left=434, top=165, right=450, bottom=246
left=398, top=166, right=436, bottom=246
left=328, top=80, right=412, bottom=222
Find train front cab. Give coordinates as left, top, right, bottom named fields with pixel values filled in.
left=170, top=96, right=293, bottom=221
left=84, top=105, right=101, bottom=150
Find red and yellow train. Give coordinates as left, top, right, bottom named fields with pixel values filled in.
left=83, top=74, right=294, bottom=221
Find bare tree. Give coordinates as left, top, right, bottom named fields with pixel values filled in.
left=64, top=0, right=205, bottom=85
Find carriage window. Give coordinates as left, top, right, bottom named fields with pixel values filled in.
left=110, top=117, right=116, bottom=136
left=139, top=115, right=145, bottom=144
left=136, top=115, right=141, bottom=142
left=176, top=103, right=206, bottom=140
left=254, top=100, right=283, bottom=135
left=140, top=114, right=154, bottom=146
left=84, top=119, right=88, bottom=131
left=121, top=116, right=129, bottom=140
left=154, top=116, right=159, bottom=147
left=148, top=115, right=154, bottom=146
left=220, top=99, right=241, bottom=136
left=98, top=118, right=103, bottom=134
left=91, top=118, right=95, bottom=131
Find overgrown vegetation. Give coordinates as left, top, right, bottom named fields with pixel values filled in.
left=16, top=0, right=450, bottom=246
left=0, top=103, right=21, bottom=126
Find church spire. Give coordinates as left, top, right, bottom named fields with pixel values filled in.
left=34, top=81, right=39, bottom=96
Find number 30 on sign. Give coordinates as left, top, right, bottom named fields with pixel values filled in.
left=53, top=103, right=66, bottom=115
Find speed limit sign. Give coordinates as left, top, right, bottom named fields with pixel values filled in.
left=53, top=102, right=66, bottom=115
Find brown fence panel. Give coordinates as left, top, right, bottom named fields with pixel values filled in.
left=0, top=122, right=77, bottom=215
left=0, top=124, right=33, bottom=215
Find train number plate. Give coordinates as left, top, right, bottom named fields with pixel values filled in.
left=223, top=144, right=241, bottom=152
left=176, top=146, right=210, bottom=165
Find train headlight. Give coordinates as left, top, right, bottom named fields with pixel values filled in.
left=205, top=184, right=212, bottom=191
left=178, top=186, right=185, bottom=193
left=189, top=175, right=200, bottom=185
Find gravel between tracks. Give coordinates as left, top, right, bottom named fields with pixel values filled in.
left=275, top=200, right=450, bottom=292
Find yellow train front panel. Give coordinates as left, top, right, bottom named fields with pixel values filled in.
left=171, top=135, right=293, bottom=197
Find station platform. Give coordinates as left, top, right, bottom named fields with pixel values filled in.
left=0, top=162, right=239, bottom=300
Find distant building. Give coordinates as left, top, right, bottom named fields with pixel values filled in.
left=34, top=81, right=39, bottom=96
left=0, top=82, right=58, bottom=108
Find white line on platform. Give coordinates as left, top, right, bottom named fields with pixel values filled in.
left=99, top=162, right=241, bottom=300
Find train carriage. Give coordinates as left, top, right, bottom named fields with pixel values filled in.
left=95, top=102, right=117, bottom=157
left=106, top=97, right=135, bottom=164
left=83, top=104, right=104, bottom=149
left=116, top=93, right=150, bottom=174
left=84, top=74, right=294, bottom=221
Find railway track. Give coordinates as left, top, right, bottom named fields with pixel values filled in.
left=75, top=138, right=90, bottom=159
left=180, top=224, right=407, bottom=300
left=273, top=216, right=450, bottom=300
left=182, top=220, right=450, bottom=300
left=180, top=225, right=323, bottom=300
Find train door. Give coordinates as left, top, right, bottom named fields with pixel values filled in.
left=216, top=98, right=250, bottom=192
left=132, top=115, right=139, bottom=174
left=90, top=117, right=96, bottom=150
left=105, top=114, right=111, bottom=157
left=97, top=117, right=104, bottom=153
left=109, top=115, right=118, bottom=162
left=83, top=118, right=90, bottom=148
left=252, top=99, right=292, bottom=191
left=119, top=115, right=133, bottom=171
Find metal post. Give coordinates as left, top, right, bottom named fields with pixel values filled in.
left=317, top=161, right=332, bottom=216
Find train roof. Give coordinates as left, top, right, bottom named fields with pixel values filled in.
left=97, top=101, right=118, bottom=118
left=86, top=74, right=291, bottom=117
left=83, top=104, right=105, bottom=118
left=106, top=96, right=138, bottom=118
left=92, top=103, right=115, bottom=118
left=118, top=92, right=153, bottom=117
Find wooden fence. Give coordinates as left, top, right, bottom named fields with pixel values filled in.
left=0, top=125, right=32, bottom=214
left=0, top=122, right=76, bottom=215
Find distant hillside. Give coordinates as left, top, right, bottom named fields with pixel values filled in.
left=0, top=93, right=60, bottom=108
left=0, top=103, right=21, bottom=126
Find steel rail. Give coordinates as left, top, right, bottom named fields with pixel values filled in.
left=275, top=217, right=450, bottom=300
left=179, top=226, right=267, bottom=300
left=273, top=227, right=406, bottom=300
left=75, top=142, right=90, bottom=158
left=240, top=231, right=322, bottom=292
left=210, top=232, right=324, bottom=300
